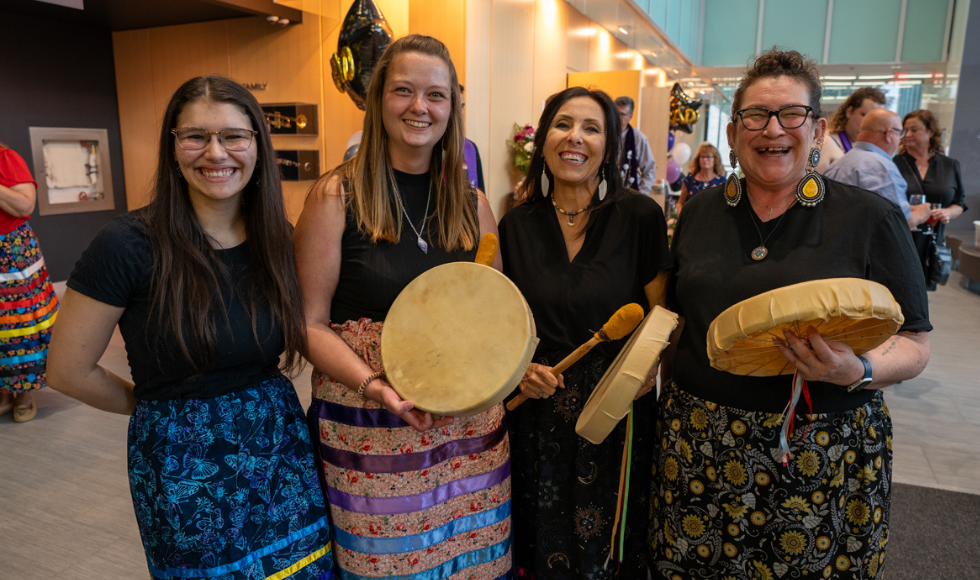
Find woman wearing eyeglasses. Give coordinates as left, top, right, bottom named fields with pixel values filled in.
left=47, top=76, right=334, bottom=580
left=676, top=142, right=726, bottom=213
left=649, top=50, right=930, bottom=580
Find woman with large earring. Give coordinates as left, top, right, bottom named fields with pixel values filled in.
left=499, top=86, right=671, bottom=579
left=47, top=76, right=333, bottom=579
left=294, top=35, right=510, bottom=579
left=649, top=49, right=931, bottom=580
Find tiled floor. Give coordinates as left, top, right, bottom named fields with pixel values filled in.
left=1, top=269, right=978, bottom=578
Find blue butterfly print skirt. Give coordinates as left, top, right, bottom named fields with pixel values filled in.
left=127, top=375, right=334, bottom=580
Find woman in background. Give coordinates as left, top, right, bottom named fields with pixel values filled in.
left=0, top=141, right=57, bottom=423
left=676, top=142, right=726, bottom=213
left=815, top=86, right=885, bottom=172
left=48, top=75, right=333, bottom=580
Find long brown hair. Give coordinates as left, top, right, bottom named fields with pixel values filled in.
left=327, top=34, right=478, bottom=251
left=145, top=75, right=306, bottom=374
left=827, top=87, right=885, bottom=133
left=687, top=142, right=725, bottom=177
left=900, top=109, right=943, bottom=155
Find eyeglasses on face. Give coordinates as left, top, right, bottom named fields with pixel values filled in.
left=886, top=128, right=907, bottom=138
left=734, top=105, right=813, bottom=131
left=172, top=128, right=258, bottom=151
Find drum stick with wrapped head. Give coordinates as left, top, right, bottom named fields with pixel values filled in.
left=507, top=303, right=645, bottom=411
left=475, top=233, right=498, bottom=266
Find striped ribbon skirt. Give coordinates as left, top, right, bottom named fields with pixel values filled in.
left=129, top=375, right=334, bottom=580
left=0, top=222, right=58, bottom=394
left=310, top=319, right=513, bottom=580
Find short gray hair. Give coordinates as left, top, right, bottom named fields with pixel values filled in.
left=614, top=96, right=634, bottom=114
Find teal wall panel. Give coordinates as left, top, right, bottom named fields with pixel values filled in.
left=702, top=0, right=760, bottom=66
left=829, top=0, right=901, bottom=63
left=760, top=0, right=827, bottom=61
left=678, top=0, right=692, bottom=56
left=901, top=0, right=948, bottom=62
left=667, top=0, right=683, bottom=40
left=648, top=0, right=669, bottom=30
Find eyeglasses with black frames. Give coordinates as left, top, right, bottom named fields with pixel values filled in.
left=885, top=128, right=907, bottom=138
left=734, top=105, right=813, bottom=131
left=172, top=128, right=258, bottom=152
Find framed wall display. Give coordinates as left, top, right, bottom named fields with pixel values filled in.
left=276, top=150, right=320, bottom=181
left=28, top=127, right=115, bottom=216
left=261, top=103, right=318, bottom=135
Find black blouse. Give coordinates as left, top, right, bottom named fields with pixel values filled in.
left=893, top=152, right=968, bottom=210
left=330, top=170, right=478, bottom=323
left=669, top=179, right=931, bottom=414
left=499, top=192, right=671, bottom=358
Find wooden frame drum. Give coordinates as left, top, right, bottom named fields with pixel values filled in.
left=381, top=262, right=538, bottom=416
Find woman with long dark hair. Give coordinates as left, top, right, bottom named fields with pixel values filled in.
left=294, top=35, right=510, bottom=579
left=500, top=86, right=671, bottom=579
left=48, top=75, right=333, bottom=580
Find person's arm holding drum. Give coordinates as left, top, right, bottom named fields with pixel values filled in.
left=294, top=175, right=448, bottom=431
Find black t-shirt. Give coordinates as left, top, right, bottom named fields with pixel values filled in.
left=893, top=152, right=968, bottom=210
left=67, top=212, right=283, bottom=401
left=669, top=178, right=931, bottom=414
left=330, top=170, right=479, bottom=323
left=499, top=192, right=672, bottom=357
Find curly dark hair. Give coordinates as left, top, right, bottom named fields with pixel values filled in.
left=901, top=109, right=943, bottom=155
left=827, top=87, right=886, bottom=133
left=731, top=48, right=822, bottom=119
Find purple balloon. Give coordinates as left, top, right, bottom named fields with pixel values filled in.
left=666, top=160, right=681, bottom=183
left=668, top=132, right=675, bottom=152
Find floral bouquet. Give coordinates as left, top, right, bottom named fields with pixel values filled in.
left=508, top=123, right=536, bottom=174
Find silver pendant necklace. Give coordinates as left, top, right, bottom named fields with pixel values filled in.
left=397, top=181, right=432, bottom=253
left=745, top=197, right=794, bottom=261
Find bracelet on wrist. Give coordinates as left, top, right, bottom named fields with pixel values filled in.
left=356, top=370, right=385, bottom=398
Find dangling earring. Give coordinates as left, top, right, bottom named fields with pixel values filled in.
left=597, top=164, right=608, bottom=201
left=725, top=150, right=741, bottom=207
left=541, top=163, right=551, bottom=198
left=795, top=145, right=825, bottom=207
left=176, top=164, right=182, bottom=178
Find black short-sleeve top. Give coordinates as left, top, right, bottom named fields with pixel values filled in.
left=330, top=170, right=479, bottom=323
left=499, top=192, right=672, bottom=357
left=893, top=152, right=968, bottom=211
left=67, top=212, right=284, bottom=401
left=669, top=179, right=931, bottom=414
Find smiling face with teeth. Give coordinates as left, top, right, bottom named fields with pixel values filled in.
left=543, top=96, right=607, bottom=197
left=727, top=76, right=826, bottom=200
left=381, top=52, right=452, bottom=171
left=174, top=99, right=257, bottom=209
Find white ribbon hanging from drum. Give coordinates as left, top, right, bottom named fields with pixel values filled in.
left=576, top=306, right=679, bottom=444
left=381, top=262, right=538, bottom=417
left=707, top=278, right=904, bottom=377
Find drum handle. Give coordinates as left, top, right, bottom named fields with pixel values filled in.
left=506, top=337, right=601, bottom=411
left=475, top=233, right=498, bottom=267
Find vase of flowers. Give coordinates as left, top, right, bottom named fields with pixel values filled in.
left=508, top=123, right=535, bottom=175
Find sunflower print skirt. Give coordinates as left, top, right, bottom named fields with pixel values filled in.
left=650, top=381, right=892, bottom=580
left=0, top=222, right=58, bottom=394
left=129, top=375, right=334, bottom=580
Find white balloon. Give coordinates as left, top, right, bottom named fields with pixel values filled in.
left=673, top=142, right=692, bottom=165
left=345, top=130, right=363, bottom=151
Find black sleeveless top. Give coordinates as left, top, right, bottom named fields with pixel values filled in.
left=331, top=170, right=478, bottom=323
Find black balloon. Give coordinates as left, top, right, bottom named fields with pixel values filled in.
left=330, top=0, right=393, bottom=110
left=669, top=82, right=702, bottom=134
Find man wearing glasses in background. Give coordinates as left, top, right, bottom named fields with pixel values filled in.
left=614, top=96, right=657, bottom=196
left=824, top=108, right=930, bottom=228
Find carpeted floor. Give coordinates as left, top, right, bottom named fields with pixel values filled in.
left=886, top=482, right=980, bottom=578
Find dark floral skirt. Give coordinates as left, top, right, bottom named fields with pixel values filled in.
left=128, top=375, right=334, bottom=580
left=0, top=222, right=58, bottom=394
left=508, top=349, right=656, bottom=580
left=650, top=381, right=892, bottom=580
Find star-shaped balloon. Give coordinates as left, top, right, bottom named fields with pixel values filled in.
left=330, top=0, right=393, bottom=110
left=669, top=83, right=702, bottom=134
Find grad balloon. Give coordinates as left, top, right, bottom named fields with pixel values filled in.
left=669, top=83, right=702, bottom=134
left=667, top=131, right=675, bottom=152
left=330, top=0, right=393, bottom=110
